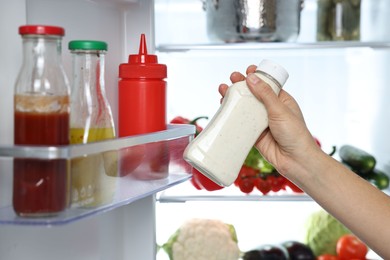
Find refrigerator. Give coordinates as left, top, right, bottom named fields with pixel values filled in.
left=0, top=0, right=389, bottom=259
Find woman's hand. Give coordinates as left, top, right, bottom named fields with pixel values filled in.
left=218, top=65, right=257, bottom=103
left=219, top=65, right=390, bottom=260
left=218, top=65, right=320, bottom=179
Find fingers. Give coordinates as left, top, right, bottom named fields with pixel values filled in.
left=246, top=74, right=280, bottom=109
left=278, top=90, right=305, bottom=121
left=246, top=73, right=304, bottom=121
left=246, top=65, right=257, bottom=75
left=218, top=84, right=229, bottom=103
left=220, top=65, right=258, bottom=103
left=230, top=71, right=246, bottom=83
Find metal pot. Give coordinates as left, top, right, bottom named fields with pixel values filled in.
left=203, top=0, right=303, bottom=42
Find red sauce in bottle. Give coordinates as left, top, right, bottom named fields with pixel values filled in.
left=13, top=107, right=70, bottom=216
left=14, top=25, right=71, bottom=217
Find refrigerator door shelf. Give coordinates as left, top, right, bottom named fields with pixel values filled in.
left=0, top=124, right=194, bottom=226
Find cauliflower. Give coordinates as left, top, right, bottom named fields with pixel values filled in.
left=161, top=218, right=240, bottom=260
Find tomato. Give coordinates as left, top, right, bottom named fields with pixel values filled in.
left=254, top=177, right=271, bottom=195
left=268, top=175, right=286, bottom=192
left=336, top=234, right=368, bottom=260
left=238, top=177, right=255, bottom=194
left=235, top=166, right=258, bottom=194
left=285, top=178, right=304, bottom=193
left=317, top=254, right=338, bottom=260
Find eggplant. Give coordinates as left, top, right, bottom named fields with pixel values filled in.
left=282, top=241, right=315, bottom=260
left=243, top=245, right=288, bottom=260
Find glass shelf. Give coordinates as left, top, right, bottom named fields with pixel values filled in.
left=0, top=124, right=195, bottom=226
left=157, top=181, right=312, bottom=203
left=158, top=175, right=390, bottom=203
left=156, top=41, right=390, bottom=53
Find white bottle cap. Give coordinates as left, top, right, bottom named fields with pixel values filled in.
left=257, top=59, right=289, bottom=87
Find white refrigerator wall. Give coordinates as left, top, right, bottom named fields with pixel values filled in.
left=0, top=1, right=158, bottom=259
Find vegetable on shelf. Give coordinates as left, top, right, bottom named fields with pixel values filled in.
left=304, top=209, right=351, bottom=257
left=242, top=241, right=316, bottom=260
left=336, top=234, right=368, bottom=260
left=170, top=116, right=208, bottom=136
left=338, top=144, right=389, bottom=190
left=169, top=115, right=224, bottom=191
left=234, top=143, right=310, bottom=195
left=160, top=218, right=240, bottom=260
left=339, top=145, right=376, bottom=176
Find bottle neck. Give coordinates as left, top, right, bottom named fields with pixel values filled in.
left=70, top=50, right=114, bottom=129
left=71, top=50, right=106, bottom=94
left=255, top=70, right=284, bottom=90
left=22, top=35, right=62, bottom=68
left=16, top=34, right=69, bottom=96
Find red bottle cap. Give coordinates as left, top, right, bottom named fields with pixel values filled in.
left=19, top=25, right=65, bottom=36
left=119, top=34, right=167, bottom=79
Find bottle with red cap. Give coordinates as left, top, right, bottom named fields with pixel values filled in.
left=118, top=34, right=169, bottom=179
left=13, top=25, right=70, bottom=217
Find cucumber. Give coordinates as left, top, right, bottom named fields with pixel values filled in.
left=339, top=145, right=376, bottom=175
left=367, top=169, right=390, bottom=190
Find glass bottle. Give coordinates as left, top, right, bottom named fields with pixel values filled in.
left=184, top=60, right=289, bottom=187
left=68, top=40, right=117, bottom=208
left=317, top=0, right=361, bottom=41
left=13, top=25, right=70, bottom=217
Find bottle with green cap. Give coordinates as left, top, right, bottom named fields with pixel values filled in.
left=68, top=40, right=117, bottom=208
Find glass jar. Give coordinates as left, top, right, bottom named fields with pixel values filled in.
left=68, top=40, right=117, bottom=208
left=13, top=25, right=71, bottom=217
left=317, top=0, right=361, bottom=41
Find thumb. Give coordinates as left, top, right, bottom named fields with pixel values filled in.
left=246, top=73, right=280, bottom=109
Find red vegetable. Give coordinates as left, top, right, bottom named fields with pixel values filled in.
left=236, top=166, right=258, bottom=194
left=268, top=175, right=286, bottom=192
left=317, top=254, right=339, bottom=260
left=254, top=177, right=271, bottom=195
left=170, top=116, right=208, bottom=135
left=170, top=116, right=224, bottom=191
left=336, top=234, right=368, bottom=260
left=284, top=178, right=304, bottom=193
left=191, top=168, right=224, bottom=191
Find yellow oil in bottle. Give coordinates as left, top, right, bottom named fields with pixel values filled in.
left=70, top=127, right=118, bottom=208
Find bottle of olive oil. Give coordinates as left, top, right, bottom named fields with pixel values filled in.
left=317, top=0, right=361, bottom=41
left=69, top=40, right=117, bottom=208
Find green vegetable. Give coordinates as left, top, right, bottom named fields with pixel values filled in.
left=161, top=218, right=240, bottom=260
left=339, top=145, right=376, bottom=176
left=244, top=147, right=275, bottom=174
left=367, top=169, right=390, bottom=190
left=304, top=209, right=351, bottom=256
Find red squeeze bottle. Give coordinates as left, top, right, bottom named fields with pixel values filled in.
left=118, top=34, right=167, bottom=137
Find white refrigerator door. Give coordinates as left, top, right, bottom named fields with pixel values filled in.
left=0, top=0, right=159, bottom=259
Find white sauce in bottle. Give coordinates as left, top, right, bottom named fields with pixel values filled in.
left=183, top=60, right=289, bottom=187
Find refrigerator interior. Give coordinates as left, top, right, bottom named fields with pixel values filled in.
left=154, top=0, right=390, bottom=259
left=0, top=0, right=389, bottom=259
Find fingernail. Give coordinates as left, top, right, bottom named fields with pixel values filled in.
left=247, top=73, right=260, bottom=84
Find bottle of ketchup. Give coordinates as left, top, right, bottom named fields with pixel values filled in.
left=118, top=34, right=167, bottom=136
left=118, top=34, right=169, bottom=179
left=13, top=25, right=70, bottom=217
